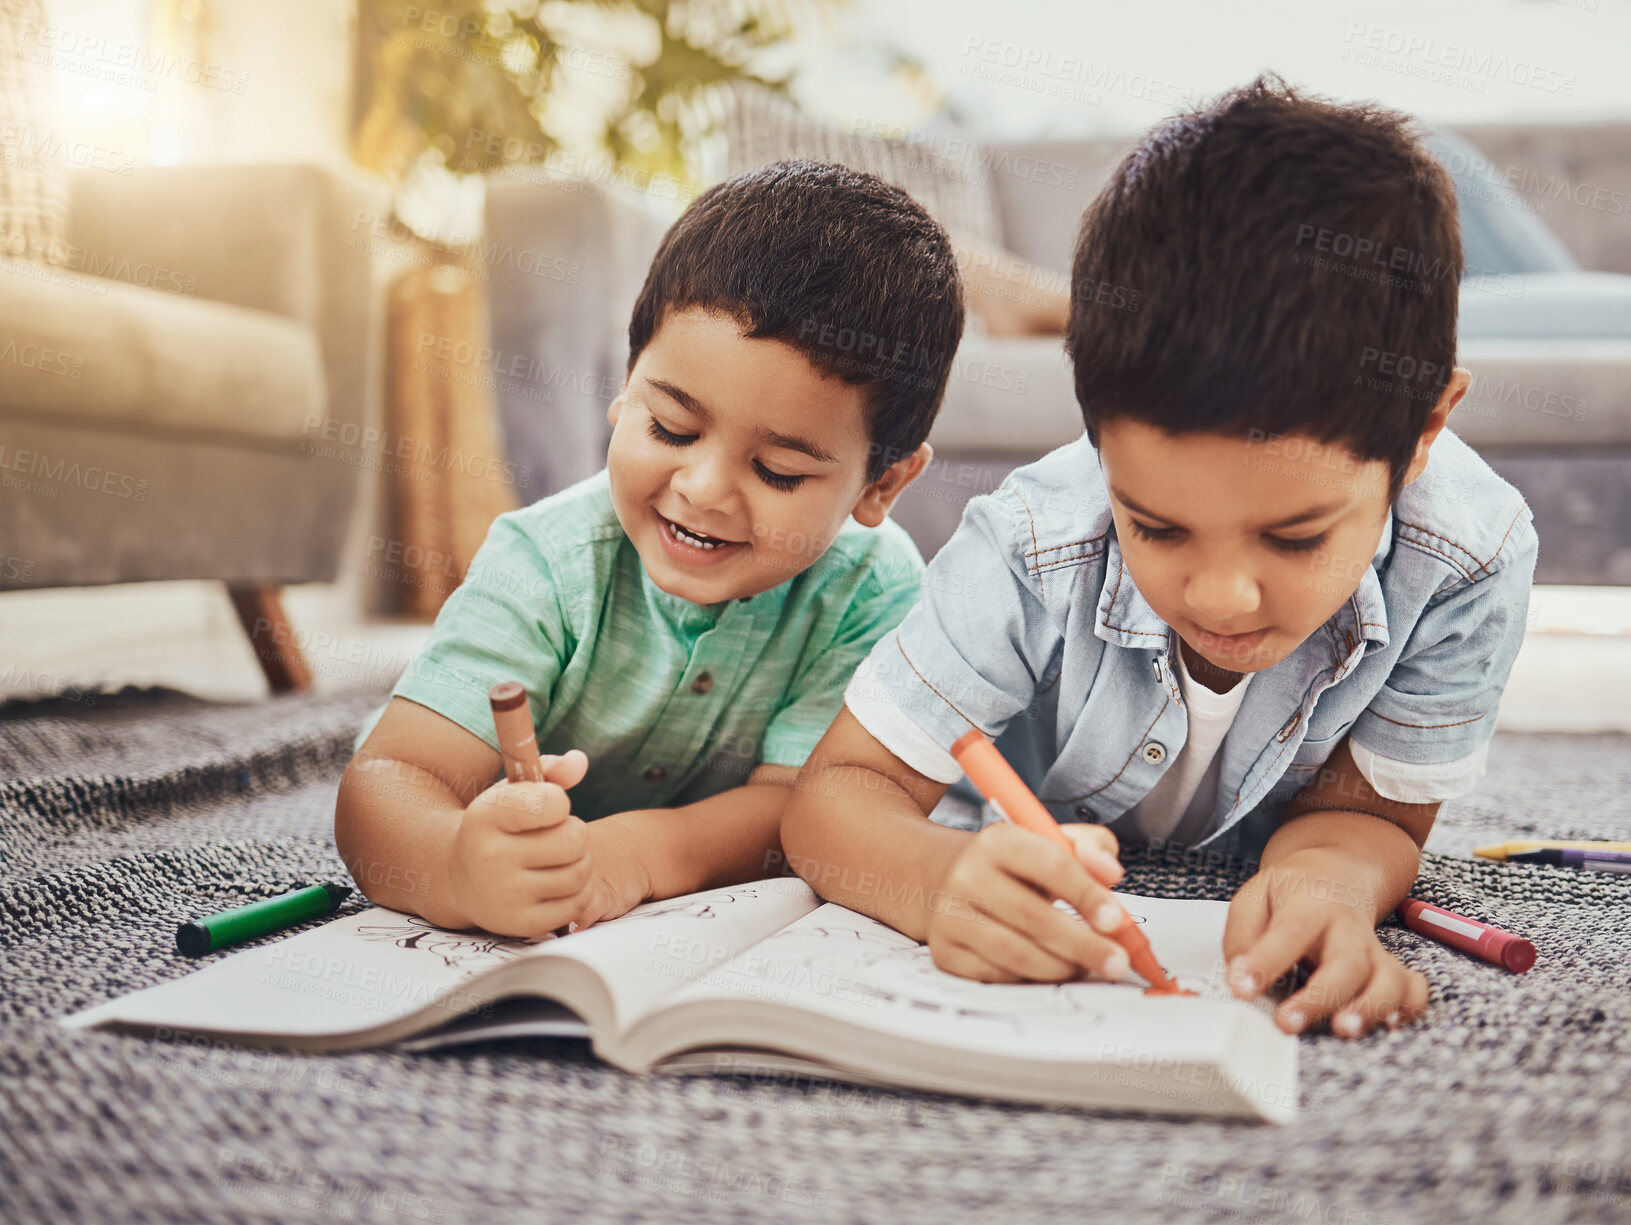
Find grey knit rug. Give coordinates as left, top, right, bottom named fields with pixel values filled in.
left=2, top=685, right=1629, bottom=1225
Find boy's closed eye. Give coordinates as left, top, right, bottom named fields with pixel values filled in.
left=1127, top=518, right=1329, bottom=554
left=643, top=414, right=811, bottom=492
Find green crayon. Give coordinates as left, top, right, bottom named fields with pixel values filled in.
left=176, top=882, right=350, bottom=957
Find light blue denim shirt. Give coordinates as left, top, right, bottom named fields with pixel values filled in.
left=844, top=429, right=1537, bottom=863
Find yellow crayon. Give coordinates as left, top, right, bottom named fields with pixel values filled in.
left=1473, top=839, right=1631, bottom=861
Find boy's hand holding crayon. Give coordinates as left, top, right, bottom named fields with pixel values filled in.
left=448, top=749, right=654, bottom=939
left=923, top=819, right=1134, bottom=984
left=449, top=749, right=592, bottom=938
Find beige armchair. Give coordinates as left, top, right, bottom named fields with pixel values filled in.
left=0, top=162, right=391, bottom=688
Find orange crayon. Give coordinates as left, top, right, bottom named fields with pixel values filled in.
left=950, top=729, right=1189, bottom=995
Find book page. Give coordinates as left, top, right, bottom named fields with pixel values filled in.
left=661, top=892, right=1281, bottom=1062
left=531, top=876, right=821, bottom=1031
left=63, top=877, right=822, bottom=1044
left=62, top=907, right=542, bottom=1039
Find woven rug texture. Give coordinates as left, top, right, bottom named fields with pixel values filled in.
left=1, top=685, right=1628, bottom=1225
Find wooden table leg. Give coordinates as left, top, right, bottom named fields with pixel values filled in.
left=228, top=584, right=313, bottom=693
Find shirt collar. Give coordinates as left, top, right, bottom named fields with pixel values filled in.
left=1353, top=510, right=1393, bottom=652
left=1093, top=536, right=1172, bottom=650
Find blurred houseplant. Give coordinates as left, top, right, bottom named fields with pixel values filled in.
left=351, top=0, right=818, bottom=226
left=348, top=0, right=815, bottom=616
left=349, top=0, right=815, bottom=616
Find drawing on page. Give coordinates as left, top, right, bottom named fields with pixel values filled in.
left=797, top=941, right=1112, bottom=1036
left=355, top=916, right=535, bottom=971
left=801, top=923, right=915, bottom=947
left=613, top=885, right=761, bottom=925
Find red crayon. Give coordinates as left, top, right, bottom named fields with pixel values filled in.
left=1398, top=898, right=1536, bottom=974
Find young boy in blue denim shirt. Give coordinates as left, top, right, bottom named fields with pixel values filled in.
left=781, top=77, right=1537, bottom=1040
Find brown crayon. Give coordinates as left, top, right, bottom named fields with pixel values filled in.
left=489, top=681, right=546, bottom=783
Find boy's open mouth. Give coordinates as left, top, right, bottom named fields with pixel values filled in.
left=656, top=511, right=747, bottom=557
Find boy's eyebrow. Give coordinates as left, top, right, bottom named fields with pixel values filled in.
left=648, top=378, right=841, bottom=464
left=1111, top=486, right=1349, bottom=530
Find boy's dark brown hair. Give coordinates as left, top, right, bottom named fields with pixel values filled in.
left=1065, top=73, right=1462, bottom=494
left=627, top=159, right=964, bottom=484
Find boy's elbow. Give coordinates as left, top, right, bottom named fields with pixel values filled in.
left=332, top=755, right=406, bottom=901
left=778, top=761, right=835, bottom=874
left=332, top=762, right=370, bottom=889
left=777, top=766, right=810, bottom=843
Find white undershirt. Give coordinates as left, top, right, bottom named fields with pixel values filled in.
left=1116, top=648, right=1252, bottom=846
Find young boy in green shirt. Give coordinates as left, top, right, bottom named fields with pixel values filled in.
left=336, top=161, right=964, bottom=940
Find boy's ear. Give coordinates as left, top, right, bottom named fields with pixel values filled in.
left=851, top=443, right=933, bottom=528
left=1402, top=366, right=1469, bottom=486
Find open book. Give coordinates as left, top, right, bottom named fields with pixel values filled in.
left=63, top=877, right=1297, bottom=1123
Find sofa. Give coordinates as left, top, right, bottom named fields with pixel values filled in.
left=482, top=122, right=1631, bottom=585
left=0, top=162, right=392, bottom=686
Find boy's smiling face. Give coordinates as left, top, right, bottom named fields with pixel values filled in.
left=605, top=308, right=923, bottom=606
left=1097, top=418, right=1398, bottom=674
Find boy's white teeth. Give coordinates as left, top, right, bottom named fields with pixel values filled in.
left=668, top=518, right=728, bottom=549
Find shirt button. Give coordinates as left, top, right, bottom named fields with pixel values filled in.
left=691, top=672, right=714, bottom=695
left=1074, top=804, right=1094, bottom=819
left=643, top=764, right=667, bottom=782
left=1142, top=741, right=1167, bottom=765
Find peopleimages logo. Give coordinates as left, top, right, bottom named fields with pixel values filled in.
left=1294, top=225, right=1454, bottom=283
left=1341, top=24, right=1577, bottom=94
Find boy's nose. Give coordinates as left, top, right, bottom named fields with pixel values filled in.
left=670, top=453, right=735, bottom=511
left=1184, top=568, right=1262, bottom=621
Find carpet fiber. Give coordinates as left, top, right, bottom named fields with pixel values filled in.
left=2, top=685, right=1628, bottom=1225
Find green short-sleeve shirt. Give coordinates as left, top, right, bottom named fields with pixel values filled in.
left=354, top=467, right=925, bottom=819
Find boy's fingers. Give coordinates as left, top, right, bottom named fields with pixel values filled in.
left=571, top=897, right=604, bottom=933
left=1059, top=826, right=1124, bottom=886
left=993, top=826, right=1123, bottom=935
left=513, top=816, right=590, bottom=869
left=511, top=890, right=591, bottom=940
left=1329, top=962, right=1405, bottom=1038
left=951, top=827, right=1126, bottom=980
left=1402, top=967, right=1430, bottom=1023
left=1343, top=964, right=1430, bottom=1035
left=961, top=910, right=1085, bottom=982
left=517, top=856, right=592, bottom=902
left=1275, top=931, right=1372, bottom=1033
left=1061, top=822, right=1120, bottom=859
left=489, top=782, right=573, bottom=834
left=963, top=861, right=1123, bottom=980
left=929, top=935, right=1026, bottom=984
left=1228, top=906, right=1315, bottom=999
left=538, top=749, right=589, bottom=788
left=1220, top=877, right=1270, bottom=964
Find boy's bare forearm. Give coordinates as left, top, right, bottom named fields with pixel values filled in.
left=1256, top=808, right=1422, bottom=923
left=602, top=777, right=801, bottom=901
left=334, top=755, right=472, bottom=928
left=780, top=764, right=969, bottom=942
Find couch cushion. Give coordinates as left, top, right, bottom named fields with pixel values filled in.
left=723, top=84, right=1004, bottom=248
left=928, top=334, right=1631, bottom=460
left=929, top=335, right=1082, bottom=454
left=1453, top=339, right=1631, bottom=448
left=0, top=258, right=324, bottom=443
